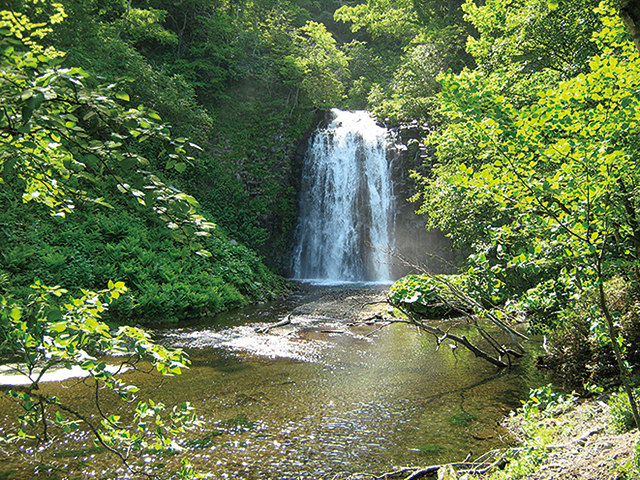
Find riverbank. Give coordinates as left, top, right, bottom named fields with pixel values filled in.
left=493, top=393, right=638, bottom=480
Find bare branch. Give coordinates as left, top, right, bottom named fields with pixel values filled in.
left=390, top=251, right=529, bottom=353
left=255, top=314, right=292, bottom=334
left=388, top=310, right=510, bottom=368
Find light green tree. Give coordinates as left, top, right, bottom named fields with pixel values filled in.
left=334, top=0, right=421, bottom=43
left=431, top=0, right=640, bottom=426
left=0, top=5, right=206, bottom=476
left=0, top=5, right=214, bottom=251
left=280, top=20, right=349, bottom=108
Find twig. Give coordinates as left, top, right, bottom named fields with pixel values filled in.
left=377, top=468, right=416, bottom=479
left=546, top=426, right=605, bottom=449
left=403, top=465, right=440, bottom=480
left=361, top=301, right=390, bottom=307
left=365, top=321, right=391, bottom=337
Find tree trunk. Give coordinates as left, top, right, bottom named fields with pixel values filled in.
left=620, top=0, right=640, bottom=53
left=598, top=279, right=640, bottom=429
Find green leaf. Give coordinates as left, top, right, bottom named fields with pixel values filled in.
left=49, top=321, right=67, bottom=333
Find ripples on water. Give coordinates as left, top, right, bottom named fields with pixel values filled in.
left=151, top=305, right=540, bottom=479
left=0, top=289, right=542, bottom=479
left=162, top=324, right=328, bottom=362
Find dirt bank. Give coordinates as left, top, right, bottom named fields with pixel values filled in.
left=500, top=394, right=638, bottom=480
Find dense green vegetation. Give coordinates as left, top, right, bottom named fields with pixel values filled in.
left=410, top=0, right=640, bottom=398
left=1, top=192, right=284, bottom=323
left=2, top=0, right=640, bottom=476
left=43, top=0, right=352, bottom=267
left=0, top=4, right=289, bottom=324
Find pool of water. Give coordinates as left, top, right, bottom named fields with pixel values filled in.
left=0, top=287, right=542, bottom=479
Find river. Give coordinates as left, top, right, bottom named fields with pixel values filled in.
left=0, top=285, right=543, bottom=479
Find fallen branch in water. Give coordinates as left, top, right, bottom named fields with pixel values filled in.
left=254, top=314, right=291, bottom=334
left=357, top=313, right=385, bottom=324
left=387, top=251, right=529, bottom=356
left=364, top=321, right=391, bottom=337
left=367, top=311, right=517, bottom=369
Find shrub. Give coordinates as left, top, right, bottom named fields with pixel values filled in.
left=609, top=388, right=640, bottom=433
left=539, top=277, right=640, bottom=389
left=388, top=274, right=470, bottom=318
left=519, top=384, right=577, bottom=421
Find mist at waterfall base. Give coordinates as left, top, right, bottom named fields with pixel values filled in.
left=292, top=109, right=453, bottom=285
left=292, top=109, right=394, bottom=285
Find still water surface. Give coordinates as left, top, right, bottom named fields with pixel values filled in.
left=0, top=287, right=541, bottom=479
left=148, top=287, right=540, bottom=479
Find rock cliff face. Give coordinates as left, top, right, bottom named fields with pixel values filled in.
left=258, top=110, right=331, bottom=276
left=227, top=109, right=325, bottom=277
left=388, top=121, right=461, bottom=278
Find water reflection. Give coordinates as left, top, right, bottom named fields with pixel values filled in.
left=149, top=298, right=541, bottom=479
left=0, top=288, right=543, bottom=479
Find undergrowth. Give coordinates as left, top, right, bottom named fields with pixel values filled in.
left=478, top=385, right=576, bottom=480
left=539, top=276, right=640, bottom=390
left=0, top=188, right=288, bottom=325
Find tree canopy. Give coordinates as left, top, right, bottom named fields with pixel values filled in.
left=408, top=0, right=640, bottom=423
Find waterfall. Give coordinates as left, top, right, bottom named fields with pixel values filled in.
left=292, top=109, right=394, bottom=284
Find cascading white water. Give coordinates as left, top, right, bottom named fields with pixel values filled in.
left=292, top=109, right=394, bottom=284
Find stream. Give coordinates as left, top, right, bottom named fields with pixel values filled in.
left=0, top=286, right=543, bottom=479
left=154, top=285, right=542, bottom=479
